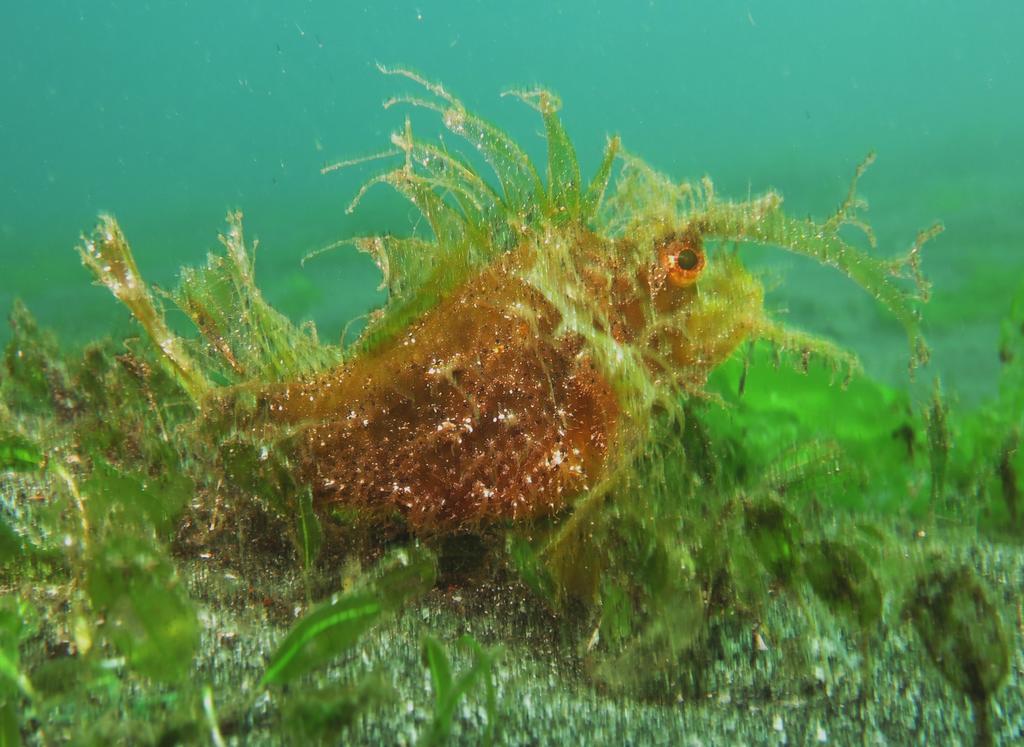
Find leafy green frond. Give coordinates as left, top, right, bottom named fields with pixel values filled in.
left=171, top=213, right=341, bottom=384
left=700, top=195, right=939, bottom=371
left=504, top=88, right=582, bottom=221
left=758, top=319, right=863, bottom=386
left=403, top=136, right=505, bottom=224
left=337, top=137, right=496, bottom=253
left=79, top=213, right=340, bottom=398
left=333, top=73, right=556, bottom=351
left=378, top=64, right=545, bottom=218
left=326, top=114, right=520, bottom=350
left=349, top=234, right=469, bottom=351
left=597, top=150, right=708, bottom=233
left=320, top=148, right=402, bottom=176
left=345, top=70, right=626, bottom=355
left=259, top=546, right=437, bottom=688
left=582, top=135, right=621, bottom=222
left=78, top=216, right=211, bottom=402
left=420, top=634, right=502, bottom=745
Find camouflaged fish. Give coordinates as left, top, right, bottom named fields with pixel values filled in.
left=79, top=66, right=939, bottom=533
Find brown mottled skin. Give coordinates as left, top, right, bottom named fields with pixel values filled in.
left=266, top=249, right=619, bottom=532
left=262, top=227, right=746, bottom=533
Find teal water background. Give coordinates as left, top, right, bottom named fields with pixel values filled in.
left=2, top=1, right=1022, bottom=405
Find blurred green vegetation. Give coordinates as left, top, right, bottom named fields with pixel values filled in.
left=1, top=277, right=1020, bottom=744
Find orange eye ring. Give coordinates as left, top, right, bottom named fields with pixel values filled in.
left=657, top=233, right=705, bottom=287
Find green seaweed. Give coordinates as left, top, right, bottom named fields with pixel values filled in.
left=926, top=379, right=951, bottom=509
left=0, top=596, right=35, bottom=747
left=932, top=279, right=1024, bottom=533
left=75, top=462, right=198, bottom=682
left=260, top=545, right=437, bottom=687
left=3, top=300, right=70, bottom=417
left=744, top=497, right=804, bottom=586
left=82, top=459, right=192, bottom=540
left=506, top=534, right=557, bottom=604
left=906, top=564, right=1010, bottom=747
left=296, top=485, right=324, bottom=600
left=279, top=675, right=395, bottom=743
left=420, top=634, right=501, bottom=746
left=0, top=518, right=20, bottom=564
left=85, top=534, right=199, bottom=682
left=0, top=596, right=35, bottom=700
left=260, top=591, right=384, bottom=687
left=803, top=539, right=882, bottom=632
left=78, top=212, right=341, bottom=405
left=0, top=430, right=44, bottom=473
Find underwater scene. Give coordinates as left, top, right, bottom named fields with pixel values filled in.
left=2, top=2, right=1023, bottom=745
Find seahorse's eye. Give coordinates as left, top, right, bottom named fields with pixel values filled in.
left=657, top=233, right=705, bottom=287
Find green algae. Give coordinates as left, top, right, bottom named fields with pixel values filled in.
left=907, top=564, right=1011, bottom=746
left=0, top=431, right=43, bottom=474
left=0, top=69, right=1019, bottom=744
left=260, top=546, right=436, bottom=688
left=420, top=634, right=501, bottom=746
left=804, top=539, right=883, bottom=632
